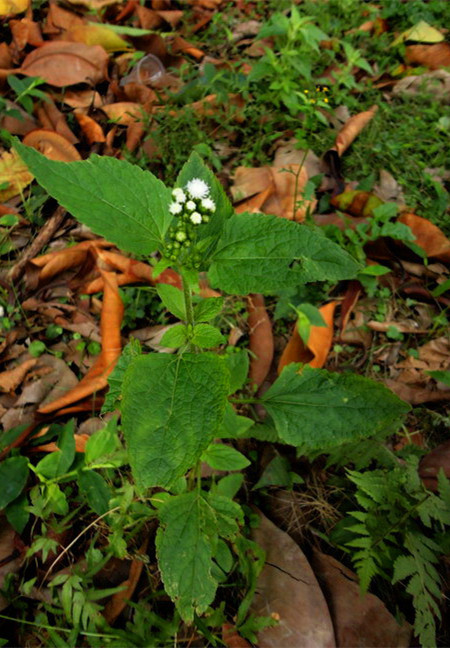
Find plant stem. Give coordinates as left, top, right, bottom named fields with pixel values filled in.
left=181, top=271, right=195, bottom=329
left=229, top=397, right=260, bottom=404
left=292, top=147, right=309, bottom=220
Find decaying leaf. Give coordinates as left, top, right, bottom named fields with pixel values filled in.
left=392, top=70, right=450, bottom=103
left=311, top=550, right=411, bottom=647
left=0, top=148, right=34, bottom=201
left=419, top=441, right=450, bottom=491
left=278, top=302, right=337, bottom=373
left=19, top=41, right=109, bottom=87
left=251, top=511, right=336, bottom=648
left=0, top=358, right=37, bottom=393
left=66, top=24, right=131, bottom=52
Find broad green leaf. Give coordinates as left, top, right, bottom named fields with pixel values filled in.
left=122, top=353, right=228, bottom=488
left=36, top=419, right=76, bottom=479
left=78, top=470, right=112, bottom=515
left=156, top=284, right=186, bottom=320
left=201, top=443, right=250, bottom=471
left=14, top=141, right=172, bottom=256
left=218, top=403, right=254, bottom=439
left=5, top=492, right=29, bottom=534
left=208, top=213, right=361, bottom=294
left=191, top=323, right=224, bottom=348
left=0, top=456, right=29, bottom=509
left=427, top=370, right=450, bottom=387
left=193, top=296, right=224, bottom=322
left=296, top=303, right=326, bottom=327
left=215, top=473, right=244, bottom=499
left=156, top=491, right=218, bottom=621
left=176, top=152, right=233, bottom=255
left=224, top=349, right=249, bottom=395
left=159, top=323, right=188, bottom=348
left=262, top=365, right=410, bottom=451
left=253, top=455, right=298, bottom=490
left=206, top=492, right=244, bottom=539
left=85, top=417, right=120, bottom=465
left=103, top=339, right=141, bottom=413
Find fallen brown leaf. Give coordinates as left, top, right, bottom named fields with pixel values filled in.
left=311, top=550, right=411, bottom=647
left=405, top=43, right=450, bottom=69
left=38, top=271, right=123, bottom=414
left=251, top=511, right=336, bottom=648
left=331, top=105, right=378, bottom=157
left=398, top=212, right=450, bottom=262
left=419, top=441, right=450, bottom=491
left=0, top=519, right=25, bottom=612
left=0, top=357, right=37, bottom=392
left=19, top=41, right=109, bottom=87
left=247, top=294, right=273, bottom=390
left=74, top=110, right=106, bottom=144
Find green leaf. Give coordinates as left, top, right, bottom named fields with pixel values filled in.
left=208, top=213, right=361, bottom=294
left=14, top=141, right=172, bottom=256
left=78, top=470, right=112, bottom=516
left=122, top=353, right=228, bottom=488
left=427, top=370, right=450, bottom=386
left=156, top=284, right=186, bottom=320
left=253, top=455, right=297, bottom=490
left=85, top=417, right=120, bottom=465
left=156, top=491, right=218, bottom=622
left=0, top=457, right=29, bottom=509
left=102, top=338, right=141, bottom=413
left=191, top=323, right=224, bottom=348
left=35, top=419, right=76, bottom=479
left=5, top=493, right=29, bottom=533
left=176, top=152, right=233, bottom=255
left=206, top=492, right=244, bottom=538
left=201, top=443, right=250, bottom=471
left=193, top=297, right=224, bottom=322
left=296, top=303, right=326, bottom=327
left=224, top=350, right=249, bottom=395
left=159, top=323, right=188, bottom=348
left=218, top=403, right=254, bottom=439
left=215, top=473, right=244, bottom=499
left=262, top=365, right=410, bottom=451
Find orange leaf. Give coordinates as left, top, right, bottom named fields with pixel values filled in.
left=38, top=271, right=123, bottom=414
left=247, top=294, right=273, bottom=389
left=23, top=129, right=81, bottom=162
left=0, top=358, right=37, bottom=393
left=31, top=433, right=89, bottom=453
left=332, top=105, right=378, bottom=157
left=102, top=102, right=146, bottom=126
left=278, top=301, right=337, bottom=374
left=74, top=110, right=106, bottom=144
left=19, top=41, right=109, bottom=87
left=103, top=538, right=148, bottom=624
left=399, top=212, right=450, bottom=261
left=405, top=43, right=450, bottom=69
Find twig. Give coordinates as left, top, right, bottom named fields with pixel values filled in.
left=8, top=205, right=67, bottom=283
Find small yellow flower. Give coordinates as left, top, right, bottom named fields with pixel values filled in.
left=310, top=99, right=316, bottom=104
left=303, top=89, right=309, bottom=93
left=324, top=97, right=329, bottom=103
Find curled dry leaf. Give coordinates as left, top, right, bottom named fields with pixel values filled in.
left=35, top=97, right=78, bottom=144
left=331, top=105, right=378, bottom=157
left=0, top=148, right=34, bottom=201
left=38, top=271, right=123, bottom=414
left=74, top=110, right=106, bottom=144
left=31, top=433, right=89, bottom=454
left=398, top=213, right=450, bottom=262
left=30, top=239, right=112, bottom=282
left=23, top=129, right=81, bottom=162
left=405, top=43, right=450, bottom=69
left=331, top=189, right=383, bottom=218
left=247, top=294, right=274, bottom=389
left=0, top=358, right=37, bottom=393
left=19, top=41, right=109, bottom=87
left=251, top=511, right=336, bottom=648
left=311, top=550, right=411, bottom=647
left=278, top=301, right=337, bottom=374
left=340, top=281, right=361, bottom=336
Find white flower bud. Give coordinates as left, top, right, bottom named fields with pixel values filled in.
left=186, top=200, right=196, bottom=211
left=190, top=212, right=202, bottom=225
left=172, top=188, right=186, bottom=203
left=169, top=202, right=182, bottom=215
left=201, top=197, right=216, bottom=212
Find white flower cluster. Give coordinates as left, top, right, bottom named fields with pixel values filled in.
left=168, top=177, right=216, bottom=226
